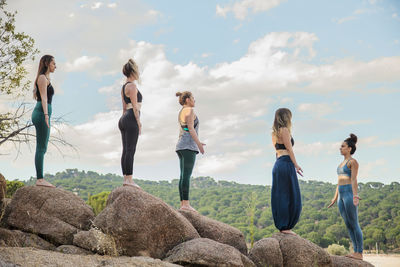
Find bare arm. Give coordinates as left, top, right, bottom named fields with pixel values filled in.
left=127, top=83, right=141, bottom=131
left=350, top=159, right=360, bottom=205
left=280, top=127, right=302, bottom=175
left=37, top=75, right=49, bottom=128
left=328, top=185, right=338, bottom=208
left=185, top=108, right=204, bottom=154
left=121, top=89, right=127, bottom=115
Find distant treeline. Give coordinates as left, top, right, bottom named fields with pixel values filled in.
left=8, top=169, right=397, bottom=252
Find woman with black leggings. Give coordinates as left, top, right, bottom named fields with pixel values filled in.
left=32, top=55, right=57, bottom=188
left=176, top=91, right=205, bottom=211
left=118, top=59, right=142, bottom=188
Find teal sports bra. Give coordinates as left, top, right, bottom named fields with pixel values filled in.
left=337, top=159, right=352, bottom=177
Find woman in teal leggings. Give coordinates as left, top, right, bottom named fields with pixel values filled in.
left=328, top=134, right=363, bottom=260
left=32, top=55, right=56, bottom=187
left=175, top=91, right=205, bottom=212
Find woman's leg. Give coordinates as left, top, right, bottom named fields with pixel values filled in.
left=123, top=115, right=140, bottom=188
left=343, top=192, right=363, bottom=254
left=176, top=150, right=184, bottom=201
left=338, top=192, right=358, bottom=254
left=32, top=104, right=54, bottom=187
left=178, top=150, right=196, bottom=211
left=272, top=158, right=300, bottom=233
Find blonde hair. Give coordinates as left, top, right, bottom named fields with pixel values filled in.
left=176, top=91, right=192, bottom=106
left=272, top=108, right=292, bottom=137
left=122, top=59, right=140, bottom=81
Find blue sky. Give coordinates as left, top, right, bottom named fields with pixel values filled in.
left=1, top=0, right=399, bottom=185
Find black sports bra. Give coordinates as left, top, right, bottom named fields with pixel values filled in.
left=36, top=82, right=54, bottom=104
left=122, top=82, right=142, bottom=104
left=275, top=137, right=294, bottom=150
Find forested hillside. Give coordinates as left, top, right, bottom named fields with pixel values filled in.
left=19, top=169, right=400, bottom=252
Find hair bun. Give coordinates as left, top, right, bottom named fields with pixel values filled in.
left=349, top=133, right=358, bottom=144
left=176, top=92, right=182, bottom=97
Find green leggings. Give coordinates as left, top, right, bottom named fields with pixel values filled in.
left=32, top=102, right=52, bottom=179
left=176, top=149, right=197, bottom=201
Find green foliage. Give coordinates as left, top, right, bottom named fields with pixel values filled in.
left=0, top=0, right=39, bottom=96
left=6, top=180, right=24, bottom=198
left=0, top=0, right=39, bottom=147
left=88, top=191, right=110, bottom=215
left=326, top=244, right=348, bottom=256
left=28, top=169, right=400, bottom=252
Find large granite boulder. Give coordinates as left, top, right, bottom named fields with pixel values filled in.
left=179, top=209, right=248, bottom=255
left=330, top=255, right=374, bottom=267
left=0, top=247, right=180, bottom=267
left=271, top=233, right=332, bottom=267
left=164, top=238, right=255, bottom=267
left=1, top=186, right=94, bottom=245
left=93, top=186, right=200, bottom=258
left=0, top=228, right=56, bottom=250
left=249, top=237, right=283, bottom=267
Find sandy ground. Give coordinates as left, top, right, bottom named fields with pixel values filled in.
left=364, top=254, right=400, bottom=267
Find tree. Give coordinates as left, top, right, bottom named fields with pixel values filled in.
left=0, top=0, right=38, bottom=147
left=0, top=0, right=74, bottom=154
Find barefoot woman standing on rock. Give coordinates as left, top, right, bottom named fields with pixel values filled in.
left=119, top=59, right=142, bottom=188
left=175, top=91, right=205, bottom=212
left=32, top=55, right=56, bottom=188
left=271, top=108, right=303, bottom=235
left=328, top=134, right=363, bottom=260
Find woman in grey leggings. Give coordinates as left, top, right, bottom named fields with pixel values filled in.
left=328, top=134, right=363, bottom=260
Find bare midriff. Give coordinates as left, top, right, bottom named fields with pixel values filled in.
left=338, top=175, right=352, bottom=185
left=126, top=103, right=141, bottom=111
left=276, top=149, right=290, bottom=158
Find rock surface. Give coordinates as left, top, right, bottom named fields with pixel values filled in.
left=1, top=186, right=94, bottom=245
left=271, top=233, right=332, bottom=267
left=0, top=173, right=6, bottom=201
left=164, top=238, right=255, bottom=267
left=94, top=186, right=200, bottom=258
left=56, top=245, right=93, bottom=255
left=249, top=237, right=283, bottom=267
left=179, top=209, right=248, bottom=255
left=0, top=227, right=56, bottom=250
left=330, top=255, right=375, bottom=267
left=0, top=247, right=180, bottom=267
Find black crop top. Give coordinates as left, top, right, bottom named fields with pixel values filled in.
left=122, top=82, right=142, bottom=104
left=275, top=137, right=294, bottom=150
left=36, top=82, right=54, bottom=104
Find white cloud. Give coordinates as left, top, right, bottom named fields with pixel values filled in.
left=336, top=16, right=357, bottom=24
left=216, top=0, right=287, bottom=20
left=298, top=102, right=340, bottom=117
left=108, top=3, right=117, bottom=8
left=91, top=2, right=103, bottom=9
left=65, top=56, right=102, bottom=72
left=358, top=159, right=386, bottom=178
left=295, top=141, right=341, bottom=156
left=57, top=32, right=400, bottom=175
left=196, top=149, right=263, bottom=174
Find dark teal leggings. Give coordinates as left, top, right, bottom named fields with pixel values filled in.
left=176, top=149, right=197, bottom=201
left=32, top=102, right=52, bottom=179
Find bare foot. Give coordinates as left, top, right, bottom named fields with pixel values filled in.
left=280, top=230, right=297, bottom=236
left=36, top=179, right=56, bottom=188
left=346, top=253, right=363, bottom=260
left=180, top=205, right=197, bottom=212
left=123, top=181, right=141, bottom=188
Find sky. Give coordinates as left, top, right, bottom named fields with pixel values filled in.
left=1, top=0, right=399, bottom=185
